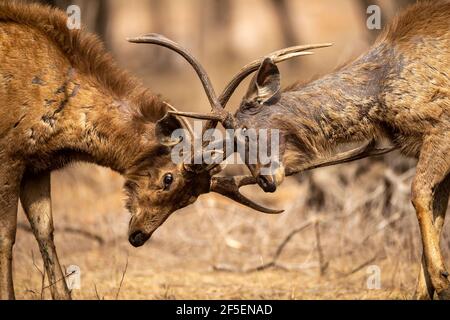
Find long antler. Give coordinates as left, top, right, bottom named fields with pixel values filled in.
left=128, top=33, right=283, bottom=214
left=128, top=34, right=395, bottom=215
left=210, top=175, right=283, bottom=214
left=213, top=140, right=397, bottom=208
left=205, top=43, right=332, bottom=132
left=128, top=34, right=229, bottom=123
left=167, top=43, right=333, bottom=131
left=285, top=139, right=397, bottom=176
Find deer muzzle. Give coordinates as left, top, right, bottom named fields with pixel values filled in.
left=128, top=230, right=152, bottom=247
left=128, top=209, right=174, bottom=247
left=257, top=175, right=277, bottom=193
left=257, top=164, right=285, bottom=193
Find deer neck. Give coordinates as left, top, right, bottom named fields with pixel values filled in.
left=281, top=51, right=389, bottom=158
left=37, top=71, right=163, bottom=174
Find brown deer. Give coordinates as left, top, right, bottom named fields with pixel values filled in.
left=0, top=1, right=294, bottom=300
left=167, top=1, right=450, bottom=299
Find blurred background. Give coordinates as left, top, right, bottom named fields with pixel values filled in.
left=14, top=0, right=449, bottom=299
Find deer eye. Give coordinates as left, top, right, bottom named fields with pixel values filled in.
left=162, top=173, right=174, bottom=190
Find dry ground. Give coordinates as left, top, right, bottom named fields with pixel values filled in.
left=11, top=0, right=450, bottom=300
left=12, top=159, right=449, bottom=300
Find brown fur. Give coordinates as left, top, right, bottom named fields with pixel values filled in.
left=0, top=1, right=210, bottom=300
left=0, top=0, right=165, bottom=115
left=234, top=1, right=450, bottom=299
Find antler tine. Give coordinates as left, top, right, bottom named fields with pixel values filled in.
left=210, top=176, right=284, bottom=214
left=203, top=43, right=332, bottom=132
left=167, top=110, right=223, bottom=121
left=285, top=139, right=397, bottom=176
left=211, top=140, right=396, bottom=212
left=128, top=33, right=228, bottom=121
left=163, top=102, right=194, bottom=138
left=219, top=43, right=332, bottom=108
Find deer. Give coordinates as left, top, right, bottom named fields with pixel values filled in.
left=163, top=1, right=450, bottom=299
left=0, top=1, right=307, bottom=300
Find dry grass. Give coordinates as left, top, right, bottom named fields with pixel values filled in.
left=12, top=155, right=450, bottom=300
left=11, top=0, right=450, bottom=300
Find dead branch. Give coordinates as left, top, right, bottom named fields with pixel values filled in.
left=314, top=220, right=328, bottom=276
left=31, top=251, right=46, bottom=299
left=94, top=283, right=104, bottom=300
left=42, top=270, right=76, bottom=292
left=213, top=220, right=313, bottom=273
left=115, top=256, right=129, bottom=300
left=362, top=211, right=405, bottom=244
left=18, top=222, right=105, bottom=244
left=342, top=252, right=382, bottom=277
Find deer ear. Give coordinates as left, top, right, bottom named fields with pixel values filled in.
left=244, top=57, right=281, bottom=105
left=155, top=113, right=184, bottom=147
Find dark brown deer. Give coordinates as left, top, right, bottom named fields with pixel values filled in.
left=167, top=1, right=450, bottom=299
left=0, top=1, right=291, bottom=300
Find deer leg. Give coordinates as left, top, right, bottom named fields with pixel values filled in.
left=0, top=167, right=21, bottom=300
left=414, top=175, right=450, bottom=299
left=20, top=172, right=71, bottom=300
left=411, top=135, right=450, bottom=300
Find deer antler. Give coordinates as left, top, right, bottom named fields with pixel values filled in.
left=128, top=33, right=229, bottom=123
left=214, top=139, right=397, bottom=209
left=217, top=43, right=332, bottom=109
left=167, top=42, right=333, bottom=131
left=285, top=139, right=397, bottom=175
left=210, top=175, right=284, bottom=214
left=162, top=102, right=194, bottom=138
left=128, top=34, right=286, bottom=213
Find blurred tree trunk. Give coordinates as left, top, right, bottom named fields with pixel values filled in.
left=269, top=0, right=299, bottom=47
left=94, top=0, right=109, bottom=45
left=359, top=0, right=381, bottom=44
left=269, top=0, right=300, bottom=67
left=209, top=0, right=235, bottom=58
left=148, top=0, right=175, bottom=71
left=37, top=0, right=70, bottom=7
left=360, top=0, right=422, bottom=44
left=35, top=0, right=110, bottom=47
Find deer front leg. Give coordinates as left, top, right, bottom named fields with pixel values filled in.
left=411, top=135, right=450, bottom=300
left=414, top=175, right=450, bottom=299
left=0, top=166, right=21, bottom=300
left=20, top=172, right=71, bottom=300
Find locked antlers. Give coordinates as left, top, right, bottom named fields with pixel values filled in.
left=210, top=175, right=284, bottom=214
left=227, top=139, right=397, bottom=189
left=128, top=34, right=396, bottom=214
left=168, top=43, right=333, bottom=131
left=128, top=33, right=284, bottom=214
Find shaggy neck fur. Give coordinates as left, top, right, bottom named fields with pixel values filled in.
left=44, top=70, right=164, bottom=174
left=276, top=44, right=394, bottom=164
left=0, top=1, right=167, bottom=174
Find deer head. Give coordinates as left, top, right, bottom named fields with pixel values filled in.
left=156, top=35, right=333, bottom=192
left=125, top=35, right=283, bottom=247
left=157, top=35, right=395, bottom=194
left=224, top=58, right=396, bottom=192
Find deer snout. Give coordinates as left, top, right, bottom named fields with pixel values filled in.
left=128, top=230, right=151, bottom=247
left=257, top=164, right=285, bottom=193
left=128, top=215, right=153, bottom=247
left=257, top=175, right=277, bottom=192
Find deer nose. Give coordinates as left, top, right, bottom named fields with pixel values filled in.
left=257, top=175, right=277, bottom=193
left=128, top=231, right=151, bottom=247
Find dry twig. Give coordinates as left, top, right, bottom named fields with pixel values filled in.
left=115, top=256, right=129, bottom=300
left=213, top=220, right=314, bottom=272
left=18, top=222, right=104, bottom=244
left=31, top=251, right=46, bottom=300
